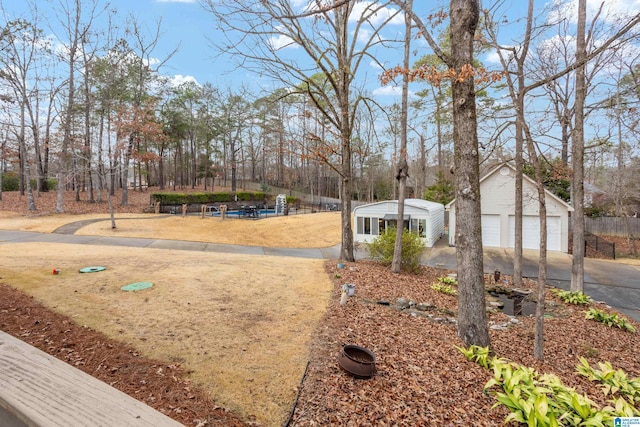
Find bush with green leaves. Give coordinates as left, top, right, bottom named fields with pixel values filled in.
left=431, top=282, right=457, bottom=296
left=1, top=173, right=57, bottom=192
left=459, top=345, right=638, bottom=426
left=1, top=172, right=19, bottom=191
left=585, top=308, right=636, bottom=333
left=368, top=227, right=425, bottom=273
left=151, top=191, right=267, bottom=206
left=551, top=289, right=592, bottom=305
left=437, top=276, right=457, bottom=286
left=577, top=357, right=640, bottom=405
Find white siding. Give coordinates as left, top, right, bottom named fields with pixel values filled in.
left=353, top=199, right=445, bottom=247
left=446, top=163, right=572, bottom=252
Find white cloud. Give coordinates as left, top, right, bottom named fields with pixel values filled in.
left=372, top=85, right=414, bottom=97
left=349, top=1, right=404, bottom=26
left=269, top=33, right=298, bottom=51
left=170, top=74, right=198, bottom=87
left=369, top=60, right=383, bottom=70
left=548, top=0, right=640, bottom=25
left=356, top=28, right=373, bottom=44
left=484, top=49, right=502, bottom=65
left=290, top=0, right=308, bottom=9
left=483, top=45, right=520, bottom=66
left=536, top=34, right=576, bottom=62
left=144, top=57, right=161, bottom=67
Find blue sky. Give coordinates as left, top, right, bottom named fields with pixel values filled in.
left=4, top=0, right=639, bottom=104
left=4, top=0, right=429, bottom=97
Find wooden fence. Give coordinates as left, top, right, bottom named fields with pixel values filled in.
left=582, top=217, right=640, bottom=237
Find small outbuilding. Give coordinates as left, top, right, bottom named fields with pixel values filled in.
left=353, top=198, right=445, bottom=247
left=446, top=163, right=574, bottom=252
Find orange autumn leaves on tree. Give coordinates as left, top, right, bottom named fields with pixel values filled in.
left=113, top=99, right=164, bottom=162
left=381, top=63, right=504, bottom=87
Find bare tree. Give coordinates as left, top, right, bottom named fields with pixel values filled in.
left=391, top=0, right=412, bottom=273
left=392, top=0, right=491, bottom=347
left=204, top=0, right=401, bottom=262
left=570, top=0, right=588, bottom=292
left=0, top=17, right=47, bottom=211
left=51, top=0, right=103, bottom=212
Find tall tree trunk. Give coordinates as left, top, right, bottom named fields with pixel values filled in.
left=571, top=0, right=587, bottom=292
left=533, top=176, right=547, bottom=360
left=20, top=103, right=36, bottom=211
left=121, top=134, right=133, bottom=206
left=392, top=0, right=412, bottom=273
left=336, top=3, right=354, bottom=262
left=450, top=0, right=489, bottom=348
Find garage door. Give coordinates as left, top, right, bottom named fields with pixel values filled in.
left=509, top=215, right=561, bottom=251
left=481, top=214, right=501, bottom=248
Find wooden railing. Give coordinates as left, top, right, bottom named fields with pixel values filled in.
left=0, top=331, right=182, bottom=427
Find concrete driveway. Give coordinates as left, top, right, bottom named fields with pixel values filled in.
left=424, top=239, right=640, bottom=322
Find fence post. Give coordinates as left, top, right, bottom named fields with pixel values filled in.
left=613, top=242, right=616, bottom=260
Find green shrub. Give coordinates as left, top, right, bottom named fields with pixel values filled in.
left=552, top=289, right=592, bottom=305
left=585, top=308, right=636, bottom=332
left=438, top=276, right=457, bottom=286
left=577, top=357, right=640, bottom=404
left=431, top=283, right=457, bottom=296
left=459, top=345, right=639, bottom=425
left=368, top=227, right=425, bottom=273
left=150, top=191, right=266, bottom=205
left=1, top=172, right=19, bottom=191
left=285, top=195, right=298, bottom=205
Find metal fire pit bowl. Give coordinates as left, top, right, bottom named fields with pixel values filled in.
left=338, top=344, right=376, bottom=379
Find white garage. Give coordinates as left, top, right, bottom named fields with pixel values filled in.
left=353, top=198, right=445, bottom=247
left=481, top=214, right=501, bottom=247
left=446, top=163, right=573, bottom=252
left=508, top=215, right=562, bottom=251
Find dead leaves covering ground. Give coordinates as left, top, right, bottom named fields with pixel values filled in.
left=4, top=260, right=639, bottom=426
left=290, top=261, right=640, bottom=426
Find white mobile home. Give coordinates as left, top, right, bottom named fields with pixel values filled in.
left=353, top=199, right=445, bottom=247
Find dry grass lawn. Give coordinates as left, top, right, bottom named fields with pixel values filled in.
left=0, top=211, right=342, bottom=248
left=0, top=211, right=340, bottom=426
left=77, top=213, right=342, bottom=248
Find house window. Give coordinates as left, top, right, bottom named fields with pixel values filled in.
left=410, top=218, right=427, bottom=237
left=378, top=218, right=387, bottom=234
left=356, top=216, right=378, bottom=235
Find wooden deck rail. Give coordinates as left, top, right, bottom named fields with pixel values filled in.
left=0, top=331, right=183, bottom=427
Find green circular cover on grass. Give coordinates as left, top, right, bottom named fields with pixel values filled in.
left=121, top=282, right=153, bottom=292
left=79, top=266, right=106, bottom=273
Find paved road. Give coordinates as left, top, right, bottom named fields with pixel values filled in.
left=1, top=227, right=638, bottom=322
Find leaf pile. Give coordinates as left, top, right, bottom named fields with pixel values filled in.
left=289, top=260, right=640, bottom=426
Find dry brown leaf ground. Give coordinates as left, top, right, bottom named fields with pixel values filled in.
left=1, top=189, right=640, bottom=426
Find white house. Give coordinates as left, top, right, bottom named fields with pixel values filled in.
left=353, top=198, right=445, bottom=247
left=446, top=163, right=574, bottom=252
